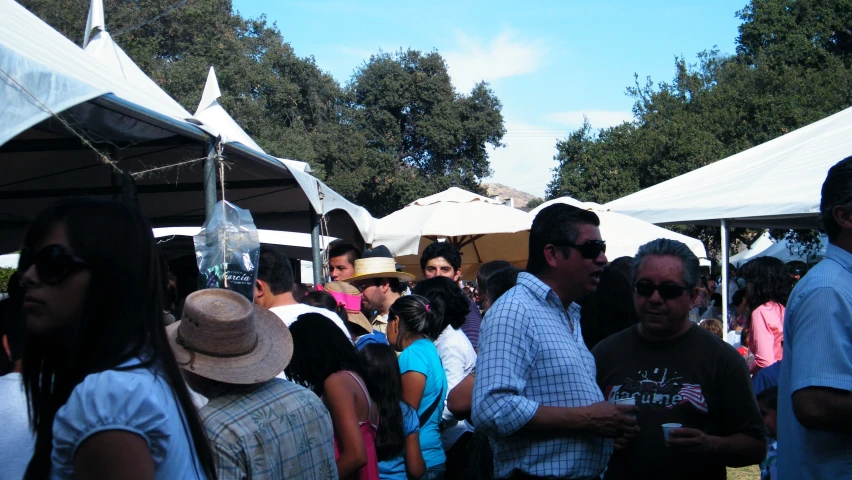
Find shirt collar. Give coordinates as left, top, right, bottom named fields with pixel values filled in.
left=517, top=272, right=568, bottom=308
left=827, top=243, right=852, bottom=273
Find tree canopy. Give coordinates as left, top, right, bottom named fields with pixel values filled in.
left=546, top=0, right=852, bottom=256
left=20, top=0, right=505, bottom=217
left=549, top=0, right=852, bottom=204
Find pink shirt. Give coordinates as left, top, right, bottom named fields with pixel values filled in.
left=748, top=301, right=785, bottom=373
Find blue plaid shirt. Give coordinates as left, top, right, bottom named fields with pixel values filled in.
left=472, top=272, right=611, bottom=479
left=200, top=379, right=337, bottom=479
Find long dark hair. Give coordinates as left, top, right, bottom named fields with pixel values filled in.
left=741, top=256, right=791, bottom=312
left=20, top=198, right=215, bottom=479
left=285, top=313, right=363, bottom=396
left=358, top=343, right=405, bottom=461
left=412, top=276, right=468, bottom=331
left=388, top=294, right=444, bottom=340
left=579, top=266, right=639, bottom=350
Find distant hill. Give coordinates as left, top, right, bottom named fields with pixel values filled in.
left=484, top=183, right=541, bottom=211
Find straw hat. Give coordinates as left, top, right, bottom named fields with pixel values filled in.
left=323, top=281, right=374, bottom=333
left=346, top=257, right=415, bottom=283
left=167, top=288, right=292, bottom=384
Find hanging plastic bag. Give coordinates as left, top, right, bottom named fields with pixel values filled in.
left=194, top=200, right=260, bottom=302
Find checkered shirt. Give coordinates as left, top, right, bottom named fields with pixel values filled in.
left=200, top=379, right=338, bottom=480
left=472, top=272, right=611, bottom=479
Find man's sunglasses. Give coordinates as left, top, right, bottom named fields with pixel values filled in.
left=557, top=240, right=607, bottom=260
left=18, top=244, right=88, bottom=286
left=634, top=280, right=690, bottom=299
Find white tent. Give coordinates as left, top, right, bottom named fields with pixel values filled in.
left=374, top=187, right=532, bottom=279
left=730, top=231, right=827, bottom=268
left=530, top=197, right=710, bottom=266
left=729, top=231, right=775, bottom=267
left=604, top=104, right=852, bottom=340
left=0, top=0, right=374, bottom=283
left=605, top=105, right=852, bottom=229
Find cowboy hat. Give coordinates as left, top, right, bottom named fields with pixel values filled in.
left=323, top=281, right=374, bottom=333
left=167, top=288, right=292, bottom=384
left=346, top=257, right=415, bottom=283
left=362, top=245, right=405, bottom=271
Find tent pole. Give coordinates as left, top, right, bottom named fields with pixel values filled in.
left=203, top=141, right=217, bottom=222
left=310, top=206, right=323, bottom=286
left=720, top=219, right=730, bottom=343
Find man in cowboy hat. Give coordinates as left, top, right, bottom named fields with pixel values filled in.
left=168, top=288, right=337, bottom=479
left=346, top=253, right=415, bottom=334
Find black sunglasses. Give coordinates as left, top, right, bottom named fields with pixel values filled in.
left=634, top=280, right=690, bottom=299
left=18, top=244, right=88, bottom=286
left=557, top=240, right=607, bottom=260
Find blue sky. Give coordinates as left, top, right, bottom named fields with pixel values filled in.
left=233, top=0, right=747, bottom=197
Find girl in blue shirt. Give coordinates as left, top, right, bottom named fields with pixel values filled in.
left=358, top=343, right=426, bottom=479
left=387, top=295, right=449, bottom=479
left=18, top=198, right=215, bottom=479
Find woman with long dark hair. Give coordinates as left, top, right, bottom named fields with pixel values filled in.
left=286, top=314, right=379, bottom=479
left=358, top=343, right=426, bottom=480
left=386, top=295, right=448, bottom=479
left=741, top=256, right=791, bottom=374
left=18, top=198, right=215, bottom=479
left=412, top=277, right=476, bottom=468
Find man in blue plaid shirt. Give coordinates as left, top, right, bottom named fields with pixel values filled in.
left=472, top=204, right=638, bottom=479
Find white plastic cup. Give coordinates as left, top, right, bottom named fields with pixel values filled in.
left=615, top=397, right=637, bottom=418
left=662, top=423, right=682, bottom=440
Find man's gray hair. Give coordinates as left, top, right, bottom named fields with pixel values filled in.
left=632, top=239, right=700, bottom=288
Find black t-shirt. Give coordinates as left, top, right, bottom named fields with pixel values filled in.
left=592, top=324, right=766, bottom=480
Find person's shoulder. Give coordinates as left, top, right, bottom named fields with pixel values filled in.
left=592, top=325, right=637, bottom=357
left=687, top=325, right=742, bottom=361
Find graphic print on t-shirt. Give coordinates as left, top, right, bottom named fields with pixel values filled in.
left=602, top=367, right=708, bottom=413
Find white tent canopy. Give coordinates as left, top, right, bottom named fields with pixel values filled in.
left=605, top=105, right=852, bottom=229
left=374, top=187, right=532, bottom=279
left=729, top=231, right=827, bottom=268
left=1, top=0, right=374, bottom=259
left=530, top=197, right=710, bottom=266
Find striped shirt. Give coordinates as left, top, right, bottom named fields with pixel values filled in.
left=472, top=272, right=610, bottom=479
left=200, top=379, right=338, bottom=479
left=777, top=244, right=852, bottom=479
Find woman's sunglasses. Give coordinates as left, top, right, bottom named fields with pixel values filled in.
left=634, top=280, right=690, bottom=299
left=18, top=244, right=88, bottom=285
left=558, top=240, right=607, bottom=260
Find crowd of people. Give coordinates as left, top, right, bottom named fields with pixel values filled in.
left=0, top=156, right=850, bottom=480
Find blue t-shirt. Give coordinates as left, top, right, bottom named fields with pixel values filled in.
left=378, top=402, right=420, bottom=479
left=778, top=245, right=852, bottom=479
left=51, top=358, right=204, bottom=479
left=398, top=339, right=447, bottom=468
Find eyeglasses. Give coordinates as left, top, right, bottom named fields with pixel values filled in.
left=557, top=240, right=607, bottom=260
left=18, top=244, right=88, bottom=286
left=634, top=280, right=690, bottom=299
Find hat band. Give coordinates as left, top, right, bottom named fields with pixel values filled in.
left=176, top=330, right=259, bottom=370
left=327, top=290, right=361, bottom=311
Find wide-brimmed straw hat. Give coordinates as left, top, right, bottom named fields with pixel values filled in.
left=167, top=288, right=292, bottom=384
left=323, top=281, right=374, bottom=333
left=346, top=257, right=415, bottom=283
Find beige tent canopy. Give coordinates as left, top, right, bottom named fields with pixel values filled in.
left=374, top=187, right=531, bottom=280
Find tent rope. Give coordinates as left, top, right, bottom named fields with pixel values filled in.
left=0, top=65, right=119, bottom=172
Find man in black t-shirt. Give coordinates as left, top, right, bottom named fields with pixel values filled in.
left=592, top=239, right=766, bottom=480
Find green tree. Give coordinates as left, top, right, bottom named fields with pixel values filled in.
left=525, top=197, right=544, bottom=210
left=335, top=49, right=506, bottom=216
left=21, top=3, right=506, bottom=217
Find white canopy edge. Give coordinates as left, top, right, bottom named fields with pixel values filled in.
left=152, top=227, right=337, bottom=248
left=605, top=104, right=852, bottom=227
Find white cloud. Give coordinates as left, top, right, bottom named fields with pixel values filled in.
left=444, top=31, right=545, bottom=93
left=485, top=121, right=560, bottom=199
left=545, top=110, right=634, bottom=130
